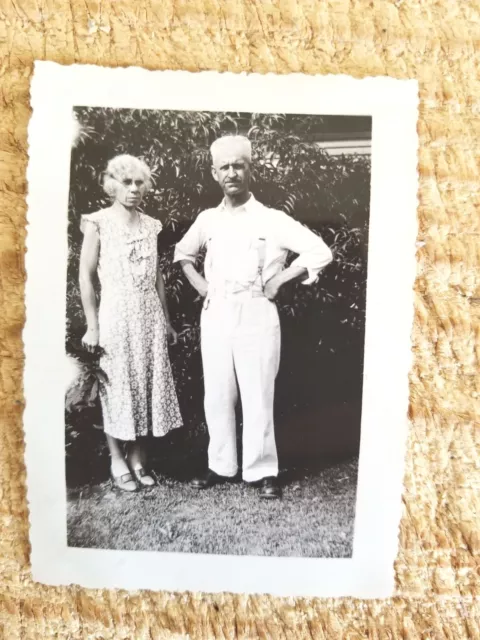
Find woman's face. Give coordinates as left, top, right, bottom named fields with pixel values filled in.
left=110, top=167, right=148, bottom=208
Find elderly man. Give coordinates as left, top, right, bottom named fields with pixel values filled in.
left=174, top=135, right=333, bottom=499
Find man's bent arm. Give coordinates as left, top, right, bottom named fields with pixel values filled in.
left=274, top=264, right=308, bottom=287
left=263, top=264, right=308, bottom=300
left=179, top=260, right=208, bottom=298
left=274, top=211, right=333, bottom=285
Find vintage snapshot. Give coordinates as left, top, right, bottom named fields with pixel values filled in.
left=24, top=62, right=418, bottom=597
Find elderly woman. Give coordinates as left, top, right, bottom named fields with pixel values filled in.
left=79, top=154, right=182, bottom=491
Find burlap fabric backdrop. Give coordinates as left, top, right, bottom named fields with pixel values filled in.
left=1, top=1, right=478, bottom=638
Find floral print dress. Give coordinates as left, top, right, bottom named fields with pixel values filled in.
left=81, top=209, right=183, bottom=440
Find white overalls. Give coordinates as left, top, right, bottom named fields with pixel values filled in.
left=174, top=195, right=333, bottom=482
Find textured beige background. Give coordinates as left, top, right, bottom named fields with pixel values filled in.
left=1, top=1, right=479, bottom=638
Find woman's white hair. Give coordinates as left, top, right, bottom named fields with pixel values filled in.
left=210, top=135, right=252, bottom=164
left=103, top=154, right=152, bottom=197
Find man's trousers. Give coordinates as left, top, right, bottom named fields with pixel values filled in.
left=200, top=293, right=281, bottom=482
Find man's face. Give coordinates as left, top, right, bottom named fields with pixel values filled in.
left=211, top=152, right=251, bottom=197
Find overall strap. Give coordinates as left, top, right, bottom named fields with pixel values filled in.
left=256, top=237, right=267, bottom=289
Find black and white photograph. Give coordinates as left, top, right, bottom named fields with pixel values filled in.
left=24, top=63, right=418, bottom=597
left=65, top=107, right=370, bottom=558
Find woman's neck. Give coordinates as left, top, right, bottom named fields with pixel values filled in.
left=111, top=201, right=138, bottom=224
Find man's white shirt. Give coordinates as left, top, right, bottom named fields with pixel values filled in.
left=174, top=194, right=333, bottom=294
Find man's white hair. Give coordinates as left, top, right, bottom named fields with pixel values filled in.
left=210, top=135, right=252, bottom=164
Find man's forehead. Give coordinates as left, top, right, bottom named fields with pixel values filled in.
left=213, top=152, right=249, bottom=166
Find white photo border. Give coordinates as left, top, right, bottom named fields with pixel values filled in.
left=24, top=61, right=418, bottom=598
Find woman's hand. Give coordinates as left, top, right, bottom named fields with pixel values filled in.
left=82, top=327, right=99, bottom=353
left=166, top=323, right=178, bottom=345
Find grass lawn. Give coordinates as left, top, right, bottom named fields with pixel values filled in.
left=67, top=457, right=358, bottom=558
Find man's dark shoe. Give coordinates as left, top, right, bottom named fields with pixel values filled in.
left=258, top=476, right=281, bottom=500
left=191, top=469, right=229, bottom=489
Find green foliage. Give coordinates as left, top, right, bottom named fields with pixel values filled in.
left=66, top=108, right=371, bottom=483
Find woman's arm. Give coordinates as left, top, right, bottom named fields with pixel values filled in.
left=79, top=222, right=100, bottom=351
left=156, top=263, right=178, bottom=345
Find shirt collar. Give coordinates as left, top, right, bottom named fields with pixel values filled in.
left=218, top=193, right=258, bottom=214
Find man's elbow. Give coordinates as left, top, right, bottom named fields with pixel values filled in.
left=178, top=258, right=195, bottom=272
left=312, top=244, right=333, bottom=268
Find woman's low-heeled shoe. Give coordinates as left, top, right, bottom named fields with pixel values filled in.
left=111, top=471, right=138, bottom=492
left=132, top=467, right=156, bottom=487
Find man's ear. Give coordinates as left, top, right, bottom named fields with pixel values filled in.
left=211, top=165, right=219, bottom=183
